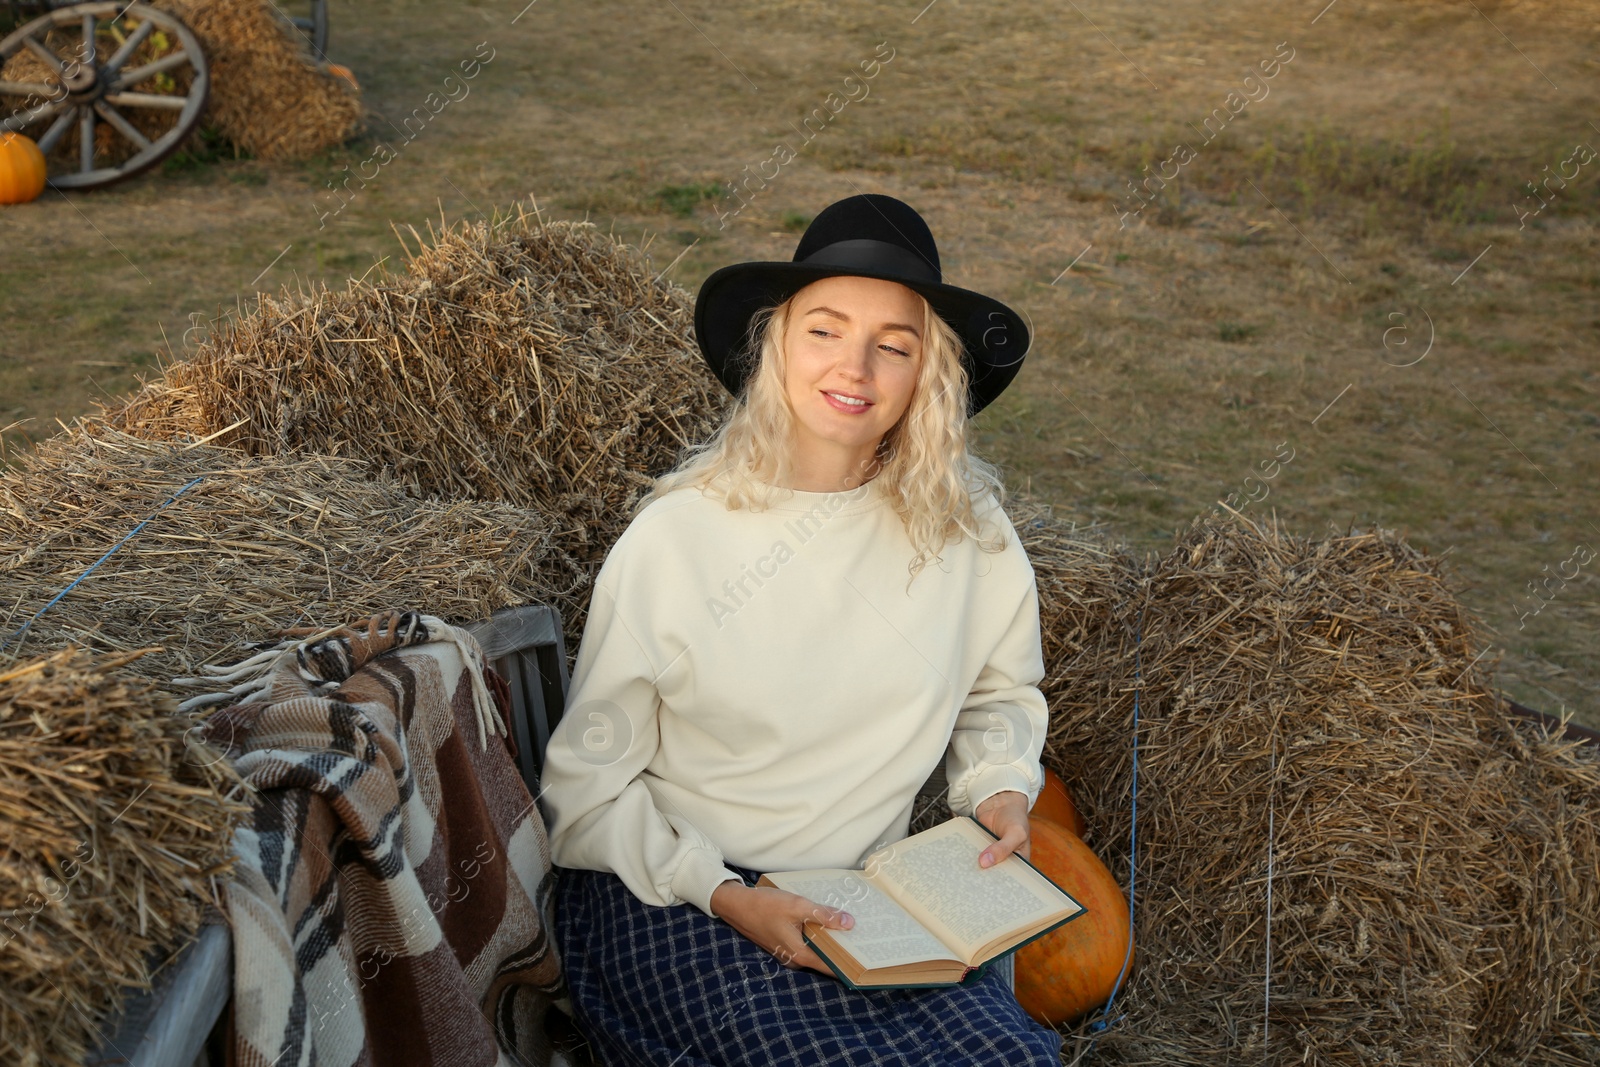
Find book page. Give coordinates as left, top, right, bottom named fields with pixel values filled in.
left=762, top=870, right=961, bottom=971
left=867, top=818, right=1077, bottom=961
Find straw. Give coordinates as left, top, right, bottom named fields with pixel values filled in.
left=105, top=205, right=730, bottom=656
left=0, top=646, right=248, bottom=1067
left=0, top=427, right=583, bottom=684
left=1019, top=502, right=1600, bottom=1066
left=153, top=0, right=362, bottom=162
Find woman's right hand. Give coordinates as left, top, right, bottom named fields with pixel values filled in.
left=709, top=881, right=854, bottom=975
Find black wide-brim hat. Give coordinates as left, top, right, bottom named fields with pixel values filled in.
left=693, top=194, right=1030, bottom=418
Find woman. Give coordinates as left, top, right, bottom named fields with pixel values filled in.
left=540, top=193, right=1060, bottom=1065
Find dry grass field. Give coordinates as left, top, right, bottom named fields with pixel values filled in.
left=2, top=0, right=1596, bottom=724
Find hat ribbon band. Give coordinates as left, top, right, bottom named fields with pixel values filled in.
left=796, top=238, right=942, bottom=285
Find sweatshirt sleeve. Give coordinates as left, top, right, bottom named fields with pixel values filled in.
left=944, top=547, right=1050, bottom=819
left=539, top=580, right=744, bottom=918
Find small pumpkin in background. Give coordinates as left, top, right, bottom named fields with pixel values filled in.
left=1032, top=767, right=1088, bottom=839
left=326, top=63, right=360, bottom=91
left=1015, top=817, right=1132, bottom=1026
left=0, top=133, right=48, bottom=205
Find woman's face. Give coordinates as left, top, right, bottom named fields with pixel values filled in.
left=780, top=274, right=925, bottom=471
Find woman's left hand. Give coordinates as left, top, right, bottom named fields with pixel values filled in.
left=974, top=790, right=1031, bottom=868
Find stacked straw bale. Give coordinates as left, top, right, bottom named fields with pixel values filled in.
left=108, top=207, right=729, bottom=654
left=0, top=646, right=247, bottom=1067
left=153, top=0, right=362, bottom=161
left=1021, top=505, right=1600, bottom=1066
left=0, top=427, right=583, bottom=684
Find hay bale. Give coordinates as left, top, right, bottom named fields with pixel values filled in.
left=1030, top=508, right=1600, bottom=1066
left=0, top=427, right=582, bottom=684
left=0, top=646, right=247, bottom=1067
left=153, top=0, right=362, bottom=161
left=107, top=207, right=730, bottom=653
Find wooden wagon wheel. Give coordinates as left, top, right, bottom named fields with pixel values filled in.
left=0, top=2, right=208, bottom=190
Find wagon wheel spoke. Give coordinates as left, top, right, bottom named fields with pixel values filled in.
left=113, top=49, right=192, bottom=90
left=0, top=81, right=59, bottom=98
left=103, top=90, right=187, bottom=110
left=94, top=99, right=151, bottom=151
left=81, top=13, right=97, bottom=67
left=22, top=34, right=66, bottom=77
left=1, top=98, right=68, bottom=134
left=101, top=17, right=155, bottom=75
left=78, top=102, right=94, bottom=173
left=35, top=105, right=76, bottom=153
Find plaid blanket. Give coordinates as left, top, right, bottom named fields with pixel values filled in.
left=190, top=610, right=563, bottom=1067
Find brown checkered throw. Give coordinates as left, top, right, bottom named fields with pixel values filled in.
left=189, top=609, right=564, bottom=1067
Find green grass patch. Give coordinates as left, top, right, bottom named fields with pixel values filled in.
left=1244, top=116, right=1489, bottom=223
left=655, top=182, right=722, bottom=217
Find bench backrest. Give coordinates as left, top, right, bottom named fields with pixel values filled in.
left=465, top=604, right=571, bottom=793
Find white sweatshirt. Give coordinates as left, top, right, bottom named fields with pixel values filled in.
left=539, top=473, right=1050, bottom=919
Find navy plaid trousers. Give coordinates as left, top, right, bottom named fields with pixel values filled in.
left=553, top=864, right=1064, bottom=1066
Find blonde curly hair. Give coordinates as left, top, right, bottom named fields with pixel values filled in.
left=637, top=283, right=1011, bottom=583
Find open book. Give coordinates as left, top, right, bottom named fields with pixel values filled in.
left=757, top=816, right=1084, bottom=988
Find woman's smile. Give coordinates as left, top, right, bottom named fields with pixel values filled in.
left=822, top=390, right=874, bottom=414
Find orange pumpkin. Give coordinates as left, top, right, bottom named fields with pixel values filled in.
left=1015, top=818, right=1132, bottom=1026
left=327, top=63, right=360, bottom=91
left=0, top=133, right=47, bottom=205
left=1032, top=767, right=1088, bottom=839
